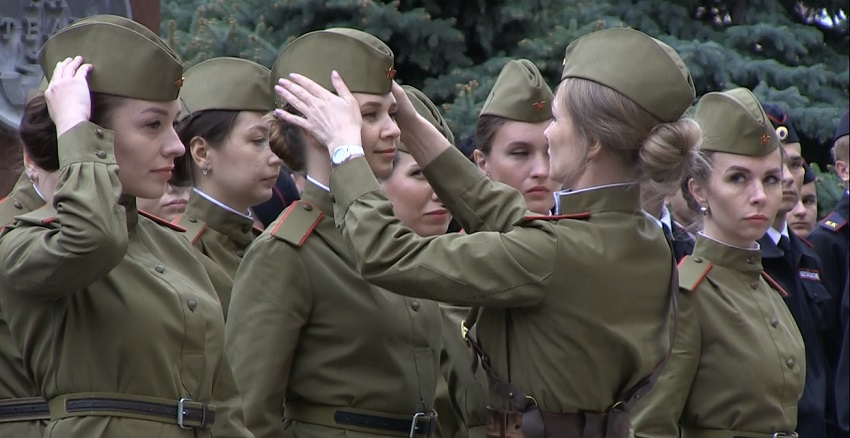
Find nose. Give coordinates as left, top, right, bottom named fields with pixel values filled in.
left=164, top=127, right=185, bottom=158
left=790, top=200, right=806, bottom=218
left=750, top=180, right=768, bottom=206
left=268, top=149, right=283, bottom=168
left=382, top=115, right=401, bottom=140
left=430, top=189, right=442, bottom=204
left=530, top=151, right=550, bottom=180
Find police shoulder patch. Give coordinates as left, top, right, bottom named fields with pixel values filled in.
left=172, top=213, right=206, bottom=243
left=269, top=201, right=323, bottom=248
left=677, top=255, right=713, bottom=293
left=818, top=211, right=847, bottom=233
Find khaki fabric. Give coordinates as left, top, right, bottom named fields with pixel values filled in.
left=328, top=147, right=675, bottom=413
left=695, top=88, right=781, bottom=156
left=403, top=85, right=455, bottom=146
left=226, top=182, right=442, bottom=438
left=631, top=235, right=805, bottom=437
left=561, top=28, right=694, bottom=122
left=173, top=191, right=260, bottom=317
left=0, top=177, right=47, bottom=438
left=0, top=122, right=250, bottom=438
left=39, top=15, right=183, bottom=101
left=180, top=57, right=273, bottom=116
left=481, top=59, right=553, bottom=122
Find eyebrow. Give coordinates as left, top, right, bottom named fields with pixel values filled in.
left=247, top=124, right=270, bottom=134
left=140, top=107, right=170, bottom=117
left=359, top=102, right=382, bottom=110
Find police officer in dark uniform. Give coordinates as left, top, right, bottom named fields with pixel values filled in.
left=759, top=104, right=832, bottom=438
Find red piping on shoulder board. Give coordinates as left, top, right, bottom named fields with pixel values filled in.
left=761, top=271, right=789, bottom=297
left=799, top=236, right=814, bottom=248
left=523, top=212, right=591, bottom=221
left=679, top=257, right=712, bottom=291
left=139, top=210, right=187, bottom=232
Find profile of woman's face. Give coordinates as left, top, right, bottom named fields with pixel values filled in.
left=353, top=92, right=400, bottom=179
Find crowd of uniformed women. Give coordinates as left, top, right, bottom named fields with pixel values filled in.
left=0, top=13, right=847, bottom=438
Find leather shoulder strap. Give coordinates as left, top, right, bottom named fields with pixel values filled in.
left=269, top=201, right=323, bottom=248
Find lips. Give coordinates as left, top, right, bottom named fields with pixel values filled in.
left=165, top=199, right=187, bottom=208
left=743, top=213, right=770, bottom=223
left=374, top=147, right=397, bottom=156
left=424, top=209, right=449, bottom=218
left=526, top=186, right=552, bottom=199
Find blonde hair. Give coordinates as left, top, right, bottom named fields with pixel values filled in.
left=559, top=78, right=701, bottom=192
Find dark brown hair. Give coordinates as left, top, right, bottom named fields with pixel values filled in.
left=19, top=93, right=125, bottom=171
left=173, top=110, right=240, bottom=184
left=473, top=115, right=509, bottom=155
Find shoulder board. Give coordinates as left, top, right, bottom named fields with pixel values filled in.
left=799, top=236, right=814, bottom=249
left=818, top=211, right=847, bottom=232
left=139, top=210, right=187, bottom=232
left=761, top=271, right=789, bottom=297
left=522, top=212, right=591, bottom=221
left=269, top=201, right=323, bottom=248
left=172, top=213, right=206, bottom=243
left=0, top=197, right=25, bottom=227
left=12, top=203, right=58, bottom=227
left=677, top=255, right=713, bottom=292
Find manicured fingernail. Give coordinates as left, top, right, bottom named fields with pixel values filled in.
left=332, top=70, right=339, bottom=78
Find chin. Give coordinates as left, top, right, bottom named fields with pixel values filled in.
left=527, top=200, right=554, bottom=215
left=370, top=162, right=394, bottom=180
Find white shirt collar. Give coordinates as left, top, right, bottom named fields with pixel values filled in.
left=766, top=223, right=791, bottom=246
left=32, top=183, right=46, bottom=202
left=193, top=188, right=252, bottom=219
left=554, top=182, right=635, bottom=214
left=698, top=232, right=761, bottom=250
left=659, top=205, right=673, bottom=230
left=306, top=175, right=330, bottom=193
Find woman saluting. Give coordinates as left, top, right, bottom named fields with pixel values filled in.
left=275, top=27, right=699, bottom=437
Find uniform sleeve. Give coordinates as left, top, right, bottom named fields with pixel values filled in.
left=330, top=157, right=556, bottom=307
left=630, top=292, right=700, bottom=437
left=0, top=122, right=128, bottom=299
left=225, top=235, right=312, bottom=438
left=211, top=355, right=255, bottom=438
left=422, top=146, right=530, bottom=233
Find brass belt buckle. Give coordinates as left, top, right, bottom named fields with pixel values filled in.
left=177, top=398, right=191, bottom=430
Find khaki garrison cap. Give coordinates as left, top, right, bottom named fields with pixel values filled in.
left=39, top=15, right=184, bottom=102
left=180, top=57, right=273, bottom=118
left=560, top=28, right=695, bottom=122
left=695, top=87, right=781, bottom=156
left=481, top=59, right=554, bottom=123
left=401, top=85, right=454, bottom=152
left=270, top=28, right=395, bottom=106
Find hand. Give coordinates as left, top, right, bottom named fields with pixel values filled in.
left=45, top=56, right=93, bottom=137
left=388, top=81, right=451, bottom=167
left=274, top=71, right=363, bottom=155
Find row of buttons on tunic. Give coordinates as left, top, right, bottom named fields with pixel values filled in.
left=152, top=264, right=198, bottom=311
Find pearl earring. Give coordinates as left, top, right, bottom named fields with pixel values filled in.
left=202, top=167, right=209, bottom=176
left=699, top=205, right=710, bottom=215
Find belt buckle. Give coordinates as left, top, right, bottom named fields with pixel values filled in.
left=772, top=434, right=798, bottom=438
left=177, top=398, right=191, bottom=430
left=409, top=410, right=436, bottom=438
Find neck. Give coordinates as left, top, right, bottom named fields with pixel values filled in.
left=772, top=214, right=787, bottom=233
left=702, top=217, right=758, bottom=249
left=195, top=180, right=251, bottom=214
left=35, top=170, right=61, bottom=203
left=568, top=154, right=637, bottom=191
left=305, top=146, right=332, bottom=187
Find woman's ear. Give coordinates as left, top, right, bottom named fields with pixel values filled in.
left=190, top=136, right=211, bottom=171
left=472, top=149, right=489, bottom=176
left=585, top=140, right=602, bottom=163
left=688, top=177, right=708, bottom=207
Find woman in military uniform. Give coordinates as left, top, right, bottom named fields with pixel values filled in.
left=630, top=88, right=805, bottom=437
left=136, top=179, right=191, bottom=222
left=0, top=16, right=250, bottom=438
left=472, top=59, right=557, bottom=215
left=171, top=57, right=282, bottom=314
left=225, top=28, right=442, bottom=438
left=0, top=133, right=50, bottom=436
left=276, top=28, right=699, bottom=437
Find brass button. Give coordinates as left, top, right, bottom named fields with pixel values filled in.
left=746, top=256, right=755, bottom=264
left=750, top=281, right=759, bottom=290
left=411, top=301, right=420, bottom=311
left=188, top=217, right=198, bottom=223
left=95, top=128, right=104, bottom=138
left=187, top=299, right=197, bottom=311
left=302, top=203, right=313, bottom=211
left=770, top=319, right=779, bottom=328
left=785, top=358, right=795, bottom=369
left=236, top=249, right=245, bottom=258
left=154, top=265, right=166, bottom=274
left=693, top=257, right=703, bottom=263
left=12, top=200, right=22, bottom=209
left=95, top=150, right=107, bottom=159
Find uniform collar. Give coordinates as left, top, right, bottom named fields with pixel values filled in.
left=192, top=188, right=252, bottom=219
left=302, top=179, right=334, bottom=216
left=555, top=182, right=640, bottom=215
left=643, top=205, right=673, bottom=230
left=184, top=190, right=256, bottom=244
left=693, top=233, right=763, bottom=272
left=12, top=183, right=46, bottom=212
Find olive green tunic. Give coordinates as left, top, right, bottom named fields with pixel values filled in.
left=174, top=190, right=260, bottom=316
left=631, top=235, right=805, bottom=437
left=0, top=175, right=47, bottom=438
left=0, top=122, right=251, bottom=438
left=328, top=146, right=675, bottom=414
left=226, top=181, right=442, bottom=438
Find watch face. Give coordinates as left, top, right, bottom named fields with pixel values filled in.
left=332, top=147, right=347, bottom=164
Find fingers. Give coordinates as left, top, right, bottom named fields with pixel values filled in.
left=330, top=71, right=357, bottom=105
left=64, top=56, right=84, bottom=77
left=274, top=83, right=309, bottom=113
left=287, top=73, right=332, bottom=99
left=74, top=63, right=93, bottom=79
left=274, top=108, right=310, bottom=131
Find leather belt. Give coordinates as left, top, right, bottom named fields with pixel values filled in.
left=48, top=392, right=216, bottom=429
left=682, top=428, right=798, bottom=438
left=486, top=409, right=628, bottom=438
left=285, top=401, right=437, bottom=437
left=0, top=397, right=50, bottom=423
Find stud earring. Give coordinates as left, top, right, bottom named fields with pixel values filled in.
left=699, top=205, right=710, bottom=215
left=201, top=167, right=209, bottom=176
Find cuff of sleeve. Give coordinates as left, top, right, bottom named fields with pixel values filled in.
left=329, top=156, right=381, bottom=212
left=57, top=121, right=117, bottom=168
left=422, top=146, right=487, bottom=200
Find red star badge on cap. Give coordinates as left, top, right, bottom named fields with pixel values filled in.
left=533, top=101, right=546, bottom=111
left=385, top=66, right=396, bottom=79
left=175, top=77, right=185, bottom=89
left=760, top=134, right=770, bottom=144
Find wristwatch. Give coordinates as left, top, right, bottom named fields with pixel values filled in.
left=331, top=145, right=365, bottom=167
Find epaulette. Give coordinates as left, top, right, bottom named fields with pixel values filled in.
left=13, top=203, right=58, bottom=227
left=139, top=210, right=187, bottom=232
left=818, top=211, right=847, bottom=233
left=761, top=271, right=789, bottom=297
left=0, top=196, right=26, bottom=227
left=269, top=201, right=323, bottom=248
left=677, top=255, right=713, bottom=292
left=172, top=213, right=206, bottom=243
left=799, top=236, right=814, bottom=249
left=522, top=212, right=591, bottom=221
